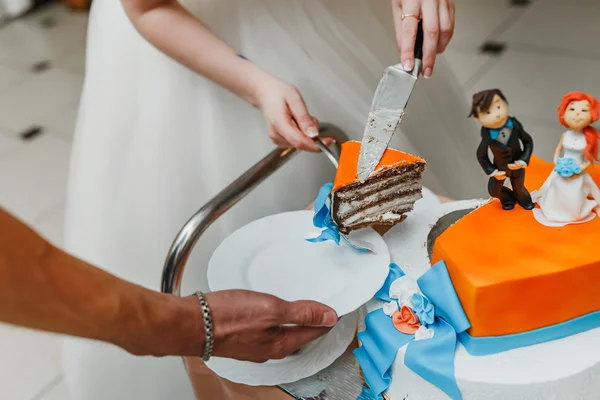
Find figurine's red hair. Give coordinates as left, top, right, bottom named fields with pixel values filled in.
left=558, top=91, right=600, bottom=162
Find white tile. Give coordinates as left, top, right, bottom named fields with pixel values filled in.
left=498, top=2, right=600, bottom=57
left=0, top=68, right=83, bottom=134
left=0, top=323, right=62, bottom=400
left=444, top=49, right=493, bottom=87
left=0, top=4, right=87, bottom=69
left=35, top=207, right=66, bottom=247
left=469, top=49, right=600, bottom=123
left=0, top=131, right=24, bottom=158
left=39, top=102, right=80, bottom=139
left=0, top=135, right=71, bottom=224
left=451, top=3, right=518, bottom=51
left=39, top=379, right=72, bottom=400
left=24, top=2, right=89, bottom=30
left=55, top=47, right=86, bottom=77
left=0, top=63, right=30, bottom=91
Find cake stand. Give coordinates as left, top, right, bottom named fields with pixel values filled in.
left=160, top=124, right=600, bottom=400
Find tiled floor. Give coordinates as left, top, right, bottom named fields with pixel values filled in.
left=0, top=4, right=82, bottom=399
left=0, top=1, right=599, bottom=399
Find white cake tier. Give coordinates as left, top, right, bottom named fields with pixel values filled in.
left=360, top=197, right=600, bottom=400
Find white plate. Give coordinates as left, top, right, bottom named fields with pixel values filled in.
left=205, top=310, right=359, bottom=386
left=208, top=210, right=390, bottom=317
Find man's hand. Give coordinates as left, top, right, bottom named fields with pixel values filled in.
left=507, top=160, right=527, bottom=170
left=117, top=290, right=337, bottom=363
left=206, top=290, right=337, bottom=363
left=492, top=170, right=507, bottom=180
left=0, top=207, right=337, bottom=364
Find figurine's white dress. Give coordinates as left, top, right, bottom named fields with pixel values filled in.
left=533, top=129, right=600, bottom=226
left=62, top=1, right=481, bottom=399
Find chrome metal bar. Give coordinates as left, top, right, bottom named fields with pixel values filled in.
left=161, top=123, right=348, bottom=296
left=161, top=124, right=349, bottom=400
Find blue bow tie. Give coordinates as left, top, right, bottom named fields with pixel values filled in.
left=489, top=118, right=513, bottom=140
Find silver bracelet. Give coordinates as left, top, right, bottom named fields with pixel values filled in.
left=194, top=291, right=214, bottom=362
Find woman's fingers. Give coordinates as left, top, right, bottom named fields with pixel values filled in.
left=275, top=120, right=318, bottom=152
left=322, top=138, right=334, bottom=147
left=392, top=1, right=405, bottom=62
left=396, top=1, right=421, bottom=71
left=287, top=92, right=319, bottom=139
left=393, top=0, right=455, bottom=77
left=268, top=127, right=289, bottom=148
left=421, top=0, right=440, bottom=78
left=276, top=91, right=319, bottom=152
left=437, top=0, right=454, bottom=54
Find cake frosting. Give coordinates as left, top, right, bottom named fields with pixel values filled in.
left=433, top=155, right=600, bottom=339
left=354, top=155, right=600, bottom=399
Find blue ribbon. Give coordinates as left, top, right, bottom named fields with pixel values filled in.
left=306, top=182, right=341, bottom=245
left=355, top=262, right=470, bottom=400
left=306, top=183, right=371, bottom=252
left=374, top=263, right=405, bottom=303
left=489, top=117, right=513, bottom=140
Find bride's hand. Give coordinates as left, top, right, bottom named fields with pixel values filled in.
left=205, top=290, right=338, bottom=363
left=392, top=0, right=455, bottom=78
left=254, top=77, right=332, bottom=152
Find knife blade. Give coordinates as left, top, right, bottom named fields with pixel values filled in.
left=357, top=20, right=424, bottom=182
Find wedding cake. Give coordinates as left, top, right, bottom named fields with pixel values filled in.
left=353, top=91, right=600, bottom=400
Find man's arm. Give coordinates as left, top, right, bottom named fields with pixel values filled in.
left=0, top=207, right=338, bottom=362
left=0, top=207, right=204, bottom=357
left=476, top=133, right=496, bottom=176
left=514, top=118, right=534, bottom=165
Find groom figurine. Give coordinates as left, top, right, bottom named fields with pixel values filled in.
left=470, top=89, right=535, bottom=210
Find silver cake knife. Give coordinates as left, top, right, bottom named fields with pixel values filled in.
left=357, top=21, right=424, bottom=182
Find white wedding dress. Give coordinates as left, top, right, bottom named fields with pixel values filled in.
left=62, top=1, right=482, bottom=399
left=533, top=129, right=600, bottom=226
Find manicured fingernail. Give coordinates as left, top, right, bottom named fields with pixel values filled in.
left=424, top=67, right=433, bottom=78
left=321, top=311, right=337, bottom=327
left=403, top=59, right=413, bottom=72
left=307, top=127, right=319, bottom=138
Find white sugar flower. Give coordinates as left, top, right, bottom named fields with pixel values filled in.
left=414, top=325, right=435, bottom=341
left=382, top=301, right=399, bottom=316
left=389, top=276, right=420, bottom=307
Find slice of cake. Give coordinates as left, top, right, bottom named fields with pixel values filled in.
left=331, top=141, right=425, bottom=234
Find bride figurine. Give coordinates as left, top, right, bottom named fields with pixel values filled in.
left=532, top=92, right=600, bottom=226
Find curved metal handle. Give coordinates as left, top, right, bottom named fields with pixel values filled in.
left=161, top=123, right=349, bottom=296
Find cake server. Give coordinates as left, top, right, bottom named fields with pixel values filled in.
left=314, top=137, right=339, bottom=168
left=357, top=20, right=424, bottom=182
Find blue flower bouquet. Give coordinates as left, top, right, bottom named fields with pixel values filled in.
left=554, top=157, right=581, bottom=178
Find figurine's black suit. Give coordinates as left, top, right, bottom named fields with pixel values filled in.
left=476, top=117, right=534, bottom=210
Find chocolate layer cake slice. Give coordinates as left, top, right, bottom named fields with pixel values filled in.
left=332, top=141, right=425, bottom=234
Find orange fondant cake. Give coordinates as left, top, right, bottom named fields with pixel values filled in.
left=332, top=141, right=425, bottom=234
left=432, top=155, right=600, bottom=337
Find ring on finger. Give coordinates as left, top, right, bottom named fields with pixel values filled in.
left=401, top=13, right=420, bottom=20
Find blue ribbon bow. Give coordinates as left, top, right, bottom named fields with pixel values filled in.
left=489, top=117, right=513, bottom=140
left=306, top=182, right=341, bottom=245
left=354, top=262, right=470, bottom=400
left=306, top=183, right=371, bottom=252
